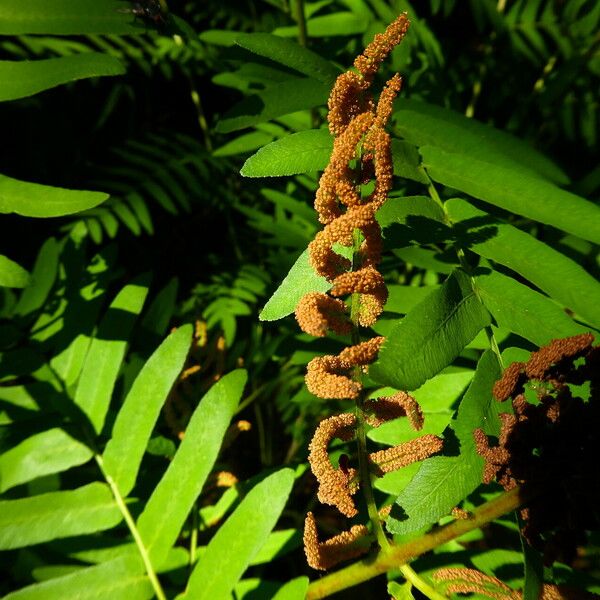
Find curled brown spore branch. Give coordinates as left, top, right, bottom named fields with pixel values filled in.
left=308, top=413, right=359, bottom=517
left=295, top=13, right=444, bottom=572
left=369, top=434, right=443, bottom=476
left=363, top=391, right=423, bottom=429
left=304, top=512, right=371, bottom=571
left=304, top=337, right=384, bottom=400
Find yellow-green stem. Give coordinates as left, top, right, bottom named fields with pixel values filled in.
left=399, top=563, right=448, bottom=600
left=95, top=456, right=167, bottom=600
left=307, top=486, right=527, bottom=599
left=190, top=86, right=213, bottom=151
left=350, top=229, right=389, bottom=551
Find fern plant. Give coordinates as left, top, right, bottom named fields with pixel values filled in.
left=2, top=0, right=600, bottom=599
left=0, top=231, right=298, bottom=599
left=238, top=6, right=600, bottom=599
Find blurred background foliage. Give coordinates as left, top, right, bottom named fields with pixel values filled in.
left=1, top=0, right=599, bottom=597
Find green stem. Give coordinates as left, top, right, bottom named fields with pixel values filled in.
left=254, top=403, right=269, bottom=466
left=485, top=326, right=504, bottom=369
left=95, top=456, right=167, bottom=600
left=235, top=381, right=269, bottom=415
left=306, top=486, right=527, bottom=599
left=399, top=564, right=447, bottom=600
left=184, top=70, right=212, bottom=152
left=349, top=229, right=389, bottom=551
left=294, top=0, right=308, bottom=48
left=425, top=175, right=504, bottom=367
left=355, top=389, right=389, bottom=550
left=294, top=0, right=320, bottom=127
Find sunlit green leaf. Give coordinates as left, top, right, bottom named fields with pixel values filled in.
left=422, top=147, right=600, bottom=244
left=213, top=131, right=274, bottom=157
left=447, top=198, right=600, bottom=327
left=0, top=428, right=93, bottom=493
left=137, top=370, right=247, bottom=567
left=474, top=269, right=590, bottom=345
left=0, top=54, right=124, bottom=102
left=371, top=269, right=491, bottom=390
left=3, top=556, right=152, bottom=600
left=74, top=276, right=149, bottom=433
left=249, top=528, right=301, bottom=565
left=272, top=577, right=310, bottom=600
left=0, top=0, right=146, bottom=35
left=235, top=33, right=340, bottom=83
left=387, top=350, right=501, bottom=534
left=388, top=581, right=415, bottom=600
left=102, top=325, right=193, bottom=496
left=395, top=99, right=568, bottom=184
left=0, top=255, right=30, bottom=288
left=273, top=12, right=369, bottom=37
left=0, top=173, right=108, bottom=218
left=241, top=129, right=333, bottom=177
left=260, top=249, right=330, bottom=321
left=391, top=140, right=430, bottom=184
left=183, top=469, right=294, bottom=599
left=216, top=77, right=329, bottom=133
left=0, top=483, right=121, bottom=550
left=383, top=285, right=439, bottom=315
left=14, top=238, right=59, bottom=316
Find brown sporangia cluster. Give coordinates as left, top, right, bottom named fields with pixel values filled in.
left=297, top=14, right=443, bottom=570
left=304, top=390, right=442, bottom=570
left=304, top=512, right=371, bottom=572
left=474, top=333, right=600, bottom=565
left=432, top=568, right=600, bottom=600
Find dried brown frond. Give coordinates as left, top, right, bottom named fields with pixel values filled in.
left=211, top=471, right=238, bottom=488
left=476, top=334, right=600, bottom=565
left=363, top=127, right=394, bottom=210
left=493, top=361, right=526, bottom=401
left=304, top=512, right=371, bottom=571
left=299, top=12, right=412, bottom=566
left=194, top=319, right=208, bottom=349
left=338, top=336, right=385, bottom=368
left=369, top=434, right=443, bottom=475
left=525, top=333, right=594, bottom=380
left=433, top=569, right=600, bottom=600
left=305, top=338, right=384, bottom=400
left=316, top=111, right=375, bottom=223
left=180, top=364, right=201, bottom=381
